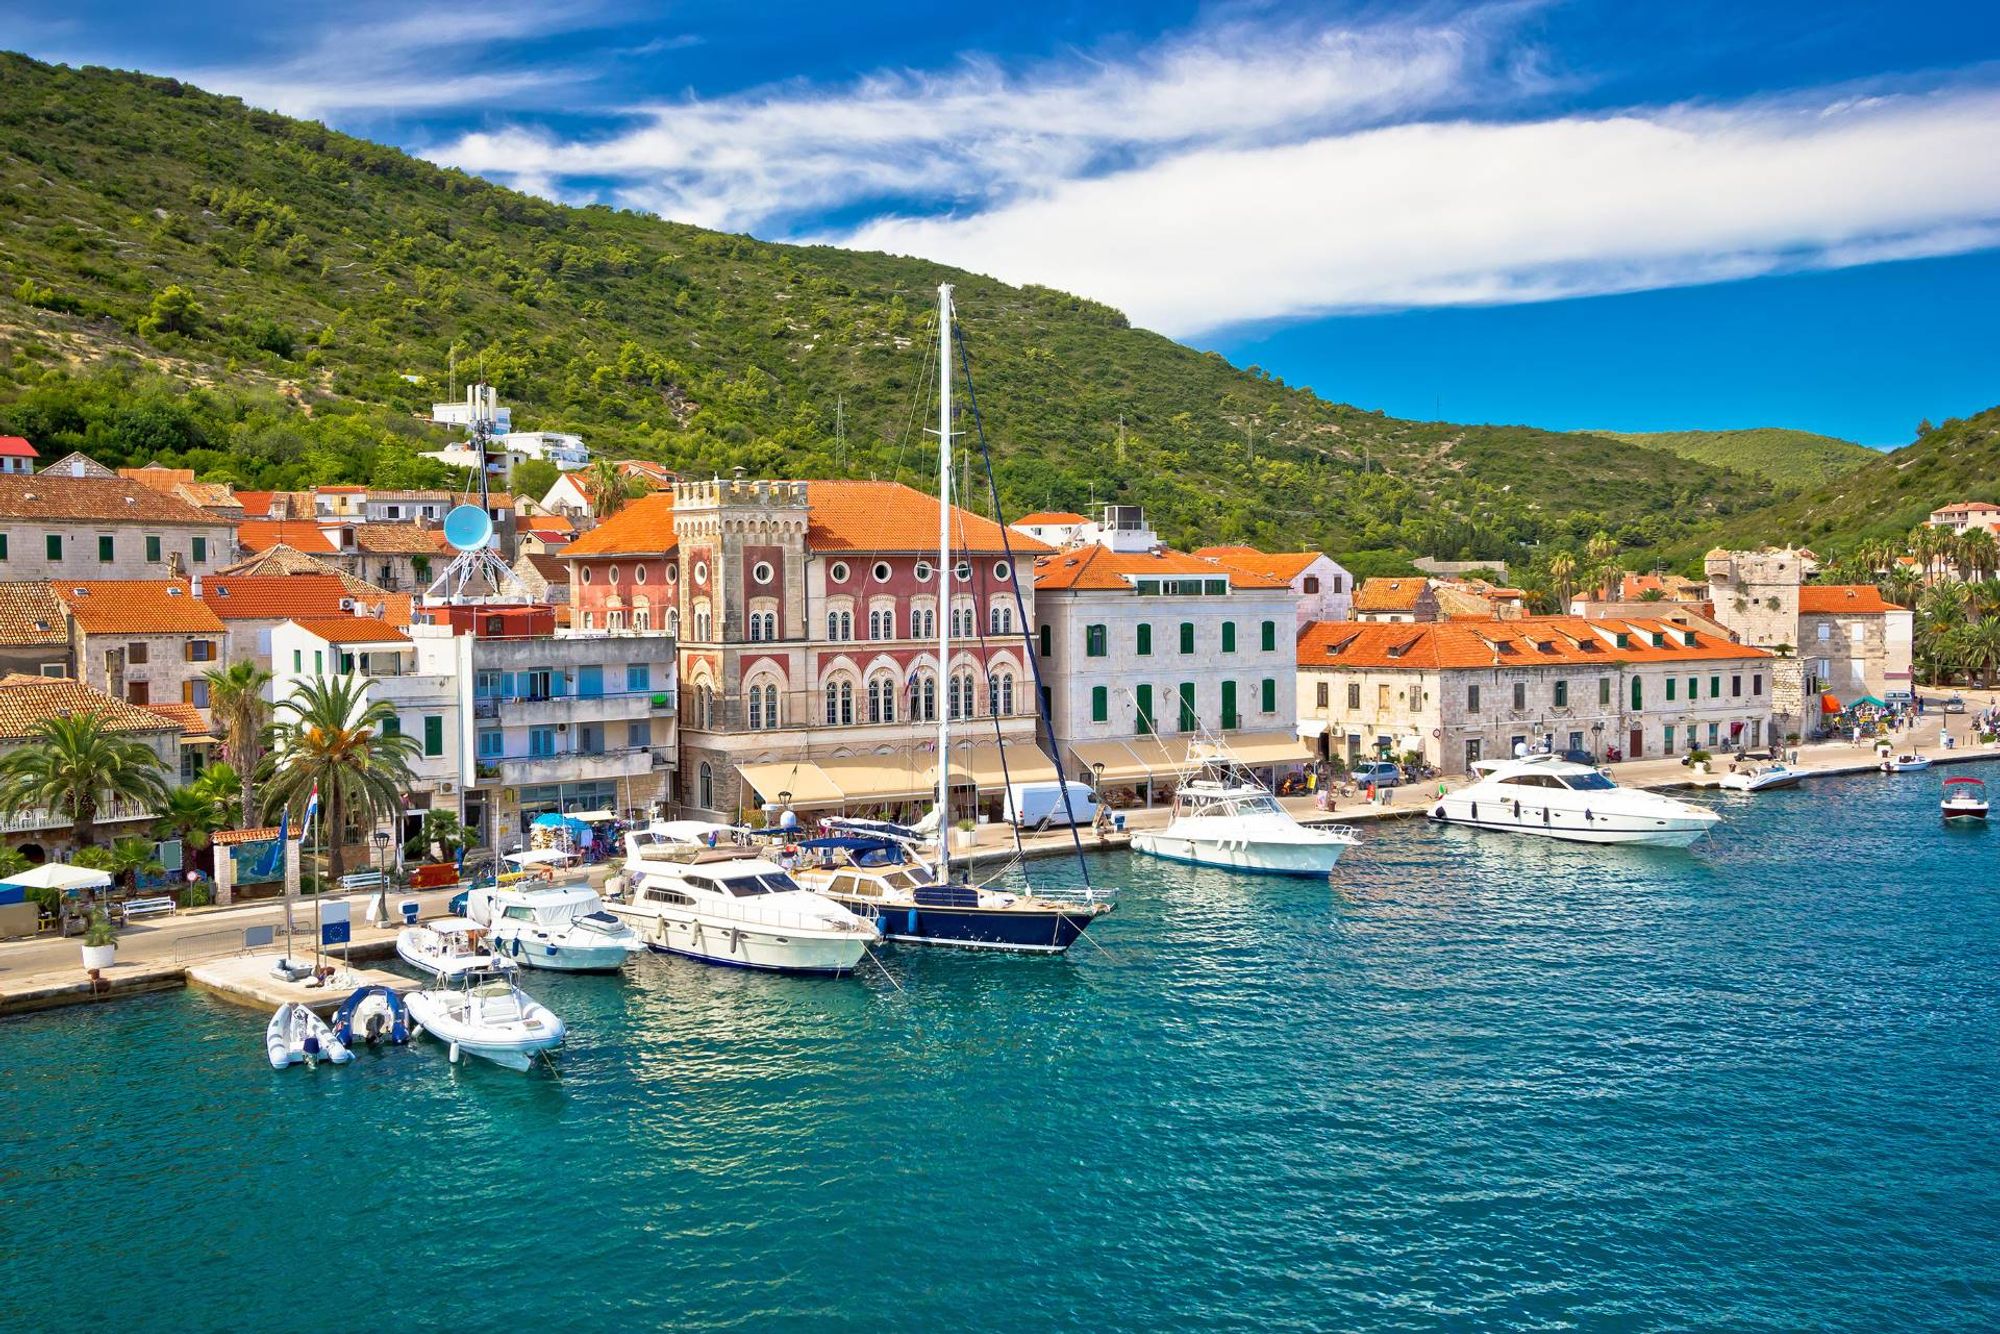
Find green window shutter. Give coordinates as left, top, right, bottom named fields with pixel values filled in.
left=1179, top=622, right=1194, bottom=654
left=1221, top=622, right=1236, bottom=654
left=1085, top=624, right=1107, bottom=657
left=1555, top=680, right=1568, bottom=707
left=424, top=715, right=444, bottom=757
left=192, top=536, right=206, bottom=564
left=45, top=533, right=60, bottom=560
left=1178, top=682, right=1196, bottom=731
left=1261, top=620, right=1276, bottom=652
left=1630, top=677, right=1643, bottom=710
left=382, top=715, right=400, bottom=736
left=0, top=534, right=8, bottom=560
left=1687, top=676, right=1697, bottom=700
left=1710, top=675, right=1721, bottom=698
left=1135, top=684, right=1154, bottom=734
left=1221, top=680, right=1238, bottom=729
left=1091, top=686, right=1108, bottom=722
left=1260, top=678, right=1276, bottom=712
left=1666, top=678, right=1676, bottom=701
left=98, top=535, right=113, bottom=562
left=146, top=535, right=161, bottom=563
left=1136, top=623, right=1151, bottom=656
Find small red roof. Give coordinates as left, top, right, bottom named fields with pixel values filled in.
left=1800, top=585, right=1905, bottom=614
left=288, top=617, right=410, bottom=645
left=0, top=436, right=39, bottom=459
left=239, top=521, right=336, bottom=554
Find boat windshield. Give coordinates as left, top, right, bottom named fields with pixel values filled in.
left=717, top=872, right=801, bottom=898
left=1560, top=771, right=1616, bottom=791
left=1232, top=795, right=1284, bottom=816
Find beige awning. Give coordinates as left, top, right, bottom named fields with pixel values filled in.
left=815, top=754, right=974, bottom=803
left=1215, top=730, right=1313, bottom=766
left=956, top=739, right=1060, bottom=788
left=736, top=761, right=844, bottom=808
left=1067, top=736, right=1186, bottom=783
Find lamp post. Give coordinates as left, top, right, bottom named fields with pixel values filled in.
left=371, top=829, right=392, bottom=924
left=1091, top=761, right=1105, bottom=800
left=1590, top=720, right=1604, bottom=763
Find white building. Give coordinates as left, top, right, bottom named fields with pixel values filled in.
left=1032, top=506, right=1308, bottom=801
left=1010, top=510, right=1093, bottom=547
left=430, top=383, right=512, bottom=435
left=1194, top=546, right=1353, bottom=624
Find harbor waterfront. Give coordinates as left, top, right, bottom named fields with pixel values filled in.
left=5, top=773, right=1999, bottom=1329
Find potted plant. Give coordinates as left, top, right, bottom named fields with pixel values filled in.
left=1687, top=748, right=1714, bottom=774
left=81, top=910, right=117, bottom=972
left=954, top=817, right=977, bottom=850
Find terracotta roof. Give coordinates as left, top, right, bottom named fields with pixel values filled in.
left=213, top=825, right=282, bottom=846
left=0, top=436, right=39, bottom=459
left=565, top=491, right=678, bottom=557
left=199, top=574, right=356, bottom=620
left=1800, top=585, right=1905, bottom=614
left=1353, top=578, right=1432, bottom=612
left=352, top=523, right=446, bottom=555
left=53, top=580, right=227, bottom=635
left=0, top=474, right=225, bottom=526
left=234, top=491, right=276, bottom=518
left=1618, top=572, right=1705, bottom=600
left=0, top=582, right=69, bottom=645
left=0, top=673, right=179, bottom=740
left=1015, top=510, right=1088, bottom=525
left=379, top=594, right=416, bottom=629
left=806, top=481, right=1051, bottom=555
left=524, top=553, right=569, bottom=582
left=216, top=545, right=390, bottom=599
left=142, top=702, right=215, bottom=740
left=1194, top=546, right=1324, bottom=583
left=616, top=460, right=678, bottom=486
left=238, top=521, right=336, bottom=554
left=288, top=617, right=411, bottom=645
left=316, top=484, right=367, bottom=494
left=119, top=465, right=195, bottom=486
left=1032, top=543, right=1287, bottom=592
left=523, top=514, right=575, bottom=535
left=1298, top=616, right=1772, bottom=670
left=1931, top=502, right=2000, bottom=515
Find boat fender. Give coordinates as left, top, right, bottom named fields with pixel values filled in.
left=1513, top=801, right=1521, bottom=820
left=1542, top=807, right=1550, bottom=825
left=1431, top=804, right=1445, bottom=819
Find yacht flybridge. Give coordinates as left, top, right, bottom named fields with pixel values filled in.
left=1131, top=743, right=1357, bottom=877
left=1429, top=754, right=1720, bottom=847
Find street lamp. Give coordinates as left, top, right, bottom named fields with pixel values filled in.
left=371, top=829, right=392, bottom=924
left=1091, top=761, right=1105, bottom=798
left=1590, top=720, right=1604, bottom=762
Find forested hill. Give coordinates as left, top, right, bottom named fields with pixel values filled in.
left=0, top=53, right=1775, bottom=566
left=1579, top=427, right=1877, bottom=489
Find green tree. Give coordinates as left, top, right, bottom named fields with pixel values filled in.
left=189, top=761, right=245, bottom=829
left=0, top=713, right=171, bottom=849
left=586, top=457, right=646, bottom=519
left=157, top=784, right=223, bottom=856
left=139, top=283, right=203, bottom=337
left=74, top=836, right=166, bottom=895
left=511, top=457, right=559, bottom=501
left=203, top=661, right=272, bottom=828
left=261, top=676, right=420, bottom=881
left=406, top=808, right=469, bottom=864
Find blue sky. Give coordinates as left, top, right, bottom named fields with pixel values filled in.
left=5, top=0, right=1999, bottom=445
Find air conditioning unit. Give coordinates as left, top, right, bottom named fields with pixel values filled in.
left=438, top=781, right=455, bottom=794
left=556, top=722, right=569, bottom=733
left=339, top=598, right=356, bottom=611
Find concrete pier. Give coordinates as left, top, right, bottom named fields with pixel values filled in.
left=186, top=952, right=413, bottom=1016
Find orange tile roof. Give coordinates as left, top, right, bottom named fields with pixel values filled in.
left=199, top=574, right=355, bottom=620
left=566, top=491, right=678, bottom=557
left=1800, top=585, right=1905, bottom=614
left=53, top=580, right=227, bottom=635
left=239, top=520, right=336, bottom=554
left=0, top=582, right=68, bottom=645
left=1353, top=578, right=1431, bottom=611
left=142, top=701, right=215, bottom=739
left=0, top=474, right=223, bottom=525
left=352, top=523, right=447, bottom=555
left=1033, top=543, right=1289, bottom=592
left=0, top=673, right=179, bottom=739
left=523, top=514, right=576, bottom=535
left=1298, top=616, right=1771, bottom=670
left=806, top=481, right=1048, bottom=555
left=235, top=491, right=276, bottom=518
left=119, top=465, right=196, bottom=487
left=1015, top=510, right=1088, bottom=525
left=289, top=617, right=410, bottom=644
left=1931, top=501, right=2000, bottom=515
left=1193, top=546, right=1323, bottom=582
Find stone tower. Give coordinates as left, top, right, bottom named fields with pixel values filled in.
left=670, top=477, right=811, bottom=645
left=1705, top=546, right=1806, bottom=649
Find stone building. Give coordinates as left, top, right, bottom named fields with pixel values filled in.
left=0, top=473, right=235, bottom=580
left=1704, top=546, right=1913, bottom=718
left=1296, top=615, right=1777, bottom=773
left=1194, top=546, right=1354, bottom=623
left=54, top=580, right=227, bottom=716
left=0, top=673, right=182, bottom=860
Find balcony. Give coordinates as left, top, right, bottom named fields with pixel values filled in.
left=0, top=797, right=156, bottom=834
left=491, top=746, right=655, bottom=785
left=474, top=688, right=674, bottom=725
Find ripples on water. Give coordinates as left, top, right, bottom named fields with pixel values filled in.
left=3, top=774, right=1998, bottom=1330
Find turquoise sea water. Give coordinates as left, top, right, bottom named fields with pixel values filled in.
left=4, top=772, right=1999, bottom=1330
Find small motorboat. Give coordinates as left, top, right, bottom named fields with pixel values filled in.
left=405, top=967, right=565, bottom=1072
left=1941, top=776, right=1989, bottom=822
left=264, top=1002, right=353, bottom=1069
left=331, top=985, right=412, bottom=1046
left=464, top=882, right=642, bottom=972
left=1717, top=762, right=1805, bottom=793
left=1881, top=753, right=1933, bottom=773
left=396, top=917, right=507, bottom=980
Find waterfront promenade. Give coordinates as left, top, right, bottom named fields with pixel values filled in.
left=2, top=701, right=1993, bottom=1018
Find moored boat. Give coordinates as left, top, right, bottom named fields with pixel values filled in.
left=1131, top=742, right=1357, bottom=877
left=264, top=1001, right=353, bottom=1068
left=396, top=917, right=507, bottom=980
left=1882, top=753, right=1932, bottom=773
left=1429, top=754, right=1720, bottom=847
left=332, top=985, right=412, bottom=1046
left=1941, top=776, right=1989, bottom=822
left=1718, top=761, right=1805, bottom=793
left=405, top=967, right=565, bottom=1071
left=464, top=882, right=642, bottom=973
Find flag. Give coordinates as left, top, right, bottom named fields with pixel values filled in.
left=303, top=783, right=319, bottom=829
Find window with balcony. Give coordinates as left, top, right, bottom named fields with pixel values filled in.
left=626, top=664, right=650, bottom=691
left=478, top=730, right=502, bottom=758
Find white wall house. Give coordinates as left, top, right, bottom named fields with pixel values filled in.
left=1194, top=546, right=1353, bottom=624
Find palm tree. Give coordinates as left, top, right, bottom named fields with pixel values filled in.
left=262, top=676, right=420, bottom=881
left=1584, top=531, right=1619, bottom=598
left=157, top=785, right=223, bottom=857
left=0, top=713, right=171, bottom=850
left=1908, top=524, right=1938, bottom=585
left=203, top=661, right=273, bottom=829
left=190, top=762, right=244, bottom=830
left=587, top=458, right=646, bottom=521
left=1548, top=552, right=1577, bottom=609
left=1963, top=615, right=2000, bottom=688
left=1959, top=529, right=1997, bottom=584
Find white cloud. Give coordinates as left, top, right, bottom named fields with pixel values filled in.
left=838, top=86, right=2000, bottom=333
left=432, top=12, right=1523, bottom=231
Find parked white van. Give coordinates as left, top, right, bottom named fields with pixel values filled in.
left=1003, top=781, right=1100, bottom=828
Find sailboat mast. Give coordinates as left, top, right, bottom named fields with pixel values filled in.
left=936, top=282, right=954, bottom=882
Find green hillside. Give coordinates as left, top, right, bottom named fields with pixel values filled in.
left=1579, top=427, right=1877, bottom=489
left=1702, top=408, right=2000, bottom=552
left=0, top=54, right=1776, bottom=562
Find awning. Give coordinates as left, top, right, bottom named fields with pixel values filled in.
left=736, top=761, right=844, bottom=807
left=1216, top=730, right=1313, bottom=766
left=1820, top=692, right=1843, bottom=714
left=955, top=740, right=1060, bottom=788
left=815, top=754, right=974, bottom=803
left=1067, top=736, right=1185, bottom=784
left=0, top=863, right=112, bottom=892
left=565, top=809, right=617, bottom=822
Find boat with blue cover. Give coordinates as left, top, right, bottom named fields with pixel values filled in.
left=332, top=984, right=412, bottom=1046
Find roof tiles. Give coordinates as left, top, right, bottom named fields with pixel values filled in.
left=53, top=580, right=227, bottom=635
left=0, top=673, right=180, bottom=740
left=1297, top=615, right=1772, bottom=670
left=0, top=473, right=224, bottom=526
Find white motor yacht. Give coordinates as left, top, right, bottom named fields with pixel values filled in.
left=1130, top=752, right=1357, bottom=877
left=395, top=917, right=509, bottom=980
left=463, top=883, right=641, bottom=973
left=615, top=828, right=880, bottom=974
left=405, top=967, right=565, bottom=1071
left=1429, top=754, right=1720, bottom=847
left=1717, top=761, right=1805, bottom=794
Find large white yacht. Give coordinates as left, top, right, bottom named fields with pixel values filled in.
left=463, top=882, right=642, bottom=973
left=1130, top=751, right=1358, bottom=877
left=1428, top=754, right=1720, bottom=847
left=615, top=827, right=881, bottom=975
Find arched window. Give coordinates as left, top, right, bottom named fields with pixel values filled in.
left=949, top=670, right=977, bottom=720
left=749, top=614, right=763, bottom=643
left=912, top=606, right=935, bottom=639
left=763, top=684, right=779, bottom=729
left=698, top=762, right=714, bottom=810
left=749, top=685, right=764, bottom=730
left=868, top=677, right=895, bottom=724
left=607, top=610, right=624, bottom=631
left=826, top=610, right=838, bottom=640
left=766, top=612, right=778, bottom=641
left=989, top=603, right=1013, bottom=635
left=695, top=609, right=711, bottom=640
left=632, top=597, right=650, bottom=631
left=825, top=680, right=839, bottom=725
left=841, top=610, right=853, bottom=641
left=913, top=673, right=936, bottom=722
left=989, top=671, right=1014, bottom=716
left=824, top=679, right=855, bottom=725
left=666, top=608, right=680, bottom=636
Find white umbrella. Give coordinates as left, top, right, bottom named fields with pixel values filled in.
left=0, top=863, right=113, bottom=893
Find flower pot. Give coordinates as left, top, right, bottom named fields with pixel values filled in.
left=81, top=943, right=116, bottom=972
left=953, top=829, right=976, bottom=850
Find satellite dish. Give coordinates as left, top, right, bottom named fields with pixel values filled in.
left=443, top=504, right=495, bottom=552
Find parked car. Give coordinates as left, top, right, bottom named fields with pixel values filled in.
left=1944, top=694, right=1967, bottom=714
left=1557, top=748, right=1599, bottom=766
left=1351, top=760, right=1401, bottom=788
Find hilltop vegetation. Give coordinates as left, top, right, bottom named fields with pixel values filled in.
left=1579, top=427, right=1877, bottom=490
left=0, top=52, right=1788, bottom=565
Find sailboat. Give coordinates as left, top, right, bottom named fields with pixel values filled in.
left=791, top=283, right=1113, bottom=952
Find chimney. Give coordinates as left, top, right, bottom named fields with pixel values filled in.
left=190, top=573, right=202, bottom=599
